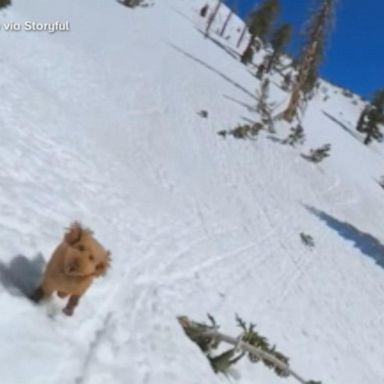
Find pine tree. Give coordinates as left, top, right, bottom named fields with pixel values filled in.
left=248, top=0, right=279, bottom=41
left=178, top=315, right=321, bottom=384
left=256, top=61, right=267, bottom=79
left=266, top=23, right=292, bottom=73
left=300, top=233, right=315, bottom=248
left=231, top=123, right=263, bottom=139
left=356, top=107, right=367, bottom=133
left=360, top=107, right=383, bottom=145
left=241, top=45, right=254, bottom=65
left=281, top=72, right=292, bottom=91
left=373, top=89, right=384, bottom=111
left=0, top=0, right=11, bottom=8
left=302, top=66, right=319, bottom=100
left=282, top=124, right=305, bottom=146
left=120, top=0, right=145, bottom=7
left=240, top=0, right=279, bottom=64
left=257, top=78, right=274, bottom=132
left=218, top=123, right=263, bottom=140
left=302, top=144, right=331, bottom=163
left=356, top=89, right=384, bottom=145
left=282, top=0, right=334, bottom=122
left=205, top=1, right=222, bottom=37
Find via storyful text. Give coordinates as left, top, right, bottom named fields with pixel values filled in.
left=0, top=21, right=70, bottom=34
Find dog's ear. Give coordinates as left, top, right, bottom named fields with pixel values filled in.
left=64, top=222, right=83, bottom=245
left=95, top=251, right=111, bottom=277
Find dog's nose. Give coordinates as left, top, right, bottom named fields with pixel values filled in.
left=66, top=260, right=79, bottom=273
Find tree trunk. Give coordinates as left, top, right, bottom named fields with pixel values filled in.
left=283, top=83, right=301, bottom=122
left=356, top=107, right=368, bottom=132
left=282, top=0, right=333, bottom=121
left=265, top=50, right=279, bottom=73
left=281, top=41, right=318, bottom=121
left=240, top=34, right=255, bottom=63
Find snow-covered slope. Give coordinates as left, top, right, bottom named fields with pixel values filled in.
left=0, top=1, right=384, bottom=383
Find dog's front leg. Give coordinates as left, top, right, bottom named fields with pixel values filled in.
left=63, top=295, right=80, bottom=316
left=30, top=285, right=45, bottom=302
left=30, top=283, right=54, bottom=303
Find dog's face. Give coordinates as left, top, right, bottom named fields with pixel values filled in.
left=63, top=222, right=111, bottom=278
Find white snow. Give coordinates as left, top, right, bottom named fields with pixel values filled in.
left=0, top=0, right=384, bottom=383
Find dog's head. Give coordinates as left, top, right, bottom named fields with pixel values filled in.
left=63, top=222, right=111, bottom=278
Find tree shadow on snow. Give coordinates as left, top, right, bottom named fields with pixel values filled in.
left=167, top=43, right=257, bottom=101
left=193, top=26, right=241, bottom=60
left=0, top=254, right=45, bottom=298
left=223, top=94, right=257, bottom=112
left=322, top=110, right=362, bottom=142
left=306, top=206, right=384, bottom=269
left=169, top=6, right=242, bottom=62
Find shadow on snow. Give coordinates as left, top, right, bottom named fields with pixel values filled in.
left=167, top=42, right=257, bottom=101
left=0, top=254, right=45, bottom=298
left=306, top=206, right=384, bottom=269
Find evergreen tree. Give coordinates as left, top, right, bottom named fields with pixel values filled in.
left=218, top=123, right=263, bottom=140
left=205, top=1, right=222, bottom=37
left=282, top=124, right=305, bottom=146
left=281, top=72, right=292, bottom=91
left=301, top=66, right=319, bottom=100
left=178, top=314, right=322, bottom=383
left=257, top=78, right=274, bottom=132
left=373, top=89, right=384, bottom=111
left=300, top=233, right=315, bottom=248
left=231, top=123, right=264, bottom=139
left=241, top=44, right=254, bottom=65
left=356, top=107, right=366, bottom=133
left=359, top=107, right=383, bottom=145
left=266, top=23, right=292, bottom=73
left=282, top=0, right=334, bottom=121
left=356, top=89, right=384, bottom=145
left=0, top=0, right=11, bottom=8
left=302, top=144, right=331, bottom=163
left=248, top=0, right=279, bottom=41
left=240, top=0, right=279, bottom=64
left=256, top=61, right=267, bottom=79
left=120, top=0, right=145, bottom=7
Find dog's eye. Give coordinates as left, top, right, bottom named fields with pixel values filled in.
left=89, top=254, right=94, bottom=261
left=77, top=245, right=85, bottom=252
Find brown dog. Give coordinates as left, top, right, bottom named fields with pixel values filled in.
left=31, top=222, right=111, bottom=316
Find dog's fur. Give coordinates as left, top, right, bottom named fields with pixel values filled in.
left=31, top=222, right=111, bottom=316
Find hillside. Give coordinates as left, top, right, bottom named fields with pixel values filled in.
left=0, top=1, right=384, bottom=383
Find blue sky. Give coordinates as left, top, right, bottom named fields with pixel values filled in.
left=226, top=0, right=384, bottom=99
